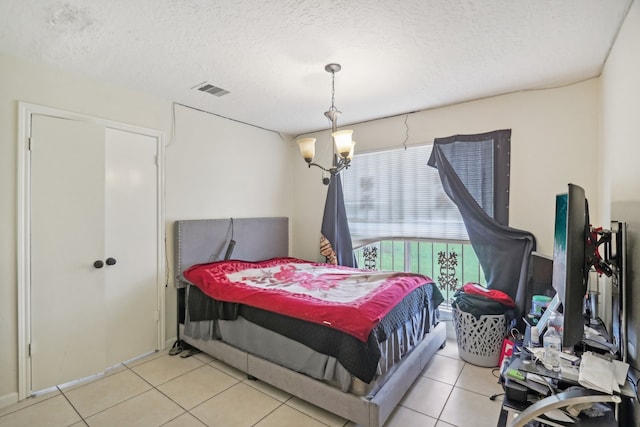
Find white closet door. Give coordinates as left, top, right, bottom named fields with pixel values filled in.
left=29, top=117, right=160, bottom=392
left=30, top=115, right=107, bottom=391
left=104, top=128, right=158, bottom=365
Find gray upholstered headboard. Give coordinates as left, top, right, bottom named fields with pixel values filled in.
left=174, top=217, right=289, bottom=288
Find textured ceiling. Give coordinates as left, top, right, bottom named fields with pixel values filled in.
left=0, top=0, right=633, bottom=135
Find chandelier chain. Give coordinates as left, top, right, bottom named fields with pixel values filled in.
left=330, top=71, right=337, bottom=112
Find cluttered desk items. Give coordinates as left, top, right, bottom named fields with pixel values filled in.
left=578, top=352, right=629, bottom=394
left=499, top=344, right=633, bottom=427
left=509, top=348, right=631, bottom=396
left=507, top=388, right=621, bottom=427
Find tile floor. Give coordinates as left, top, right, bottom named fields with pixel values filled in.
left=0, top=339, right=509, bottom=427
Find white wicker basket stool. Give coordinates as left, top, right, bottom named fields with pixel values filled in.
left=452, top=307, right=507, bottom=367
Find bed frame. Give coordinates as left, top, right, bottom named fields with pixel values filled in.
left=174, top=217, right=447, bottom=427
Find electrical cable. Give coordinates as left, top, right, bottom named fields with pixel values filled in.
left=401, top=114, right=409, bottom=149
left=163, top=102, right=178, bottom=287
left=173, top=102, right=280, bottom=134
left=626, top=374, right=638, bottom=396
left=510, top=327, right=522, bottom=340
left=166, top=102, right=177, bottom=147
left=594, top=316, right=608, bottom=336
left=223, top=218, right=236, bottom=260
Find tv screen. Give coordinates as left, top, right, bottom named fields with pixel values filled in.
left=552, top=183, right=589, bottom=348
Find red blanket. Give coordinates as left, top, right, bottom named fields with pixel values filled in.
left=183, top=257, right=433, bottom=342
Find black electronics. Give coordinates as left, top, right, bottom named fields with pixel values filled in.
left=525, top=252, right=554, bottom=316
left=224, top=239, right=236, bottom=260
left=504, top=378, right=529, bottom=403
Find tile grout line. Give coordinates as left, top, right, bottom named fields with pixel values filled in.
left=125, top=354, right=214, bottom=425
left=60, top=356, right=188, bottom=425
left=280, top=396, right=348, bottom=427
left=57, top=385, right=89, bottom=426
left=240, top=378, right=329, bottom=427
left=92, top=355, right=206, bottom=425
left=133, top=355, right=287, bottom=426
left=452, top=363, right=505, bottom=400
left=65, top=364, right=153, bottom=424
left=0, top=391, right=60, bottom=420
left=393, top=405, right=441, bottom=425
left=434, top=382, right=456, bottom=423
left=451, top=383, right=505, bottom=401
left=249, top=401, right=290, bottom=427
left=427, top=357, right=505, bottom=425
left=419, top=355, right=466, bottom=388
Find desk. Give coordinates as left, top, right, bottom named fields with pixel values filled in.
left=496, top=352, right=632, bottom=427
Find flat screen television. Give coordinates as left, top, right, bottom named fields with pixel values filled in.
left=552, top=183, right=590, bottom=348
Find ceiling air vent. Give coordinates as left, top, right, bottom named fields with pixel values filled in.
left=193, top=82, right=230, bottom=97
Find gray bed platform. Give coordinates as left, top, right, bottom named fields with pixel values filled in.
left=175, top=217, right=447, bottom=427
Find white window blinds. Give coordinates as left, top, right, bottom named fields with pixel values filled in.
left=341, top=144, right=469, bottom=248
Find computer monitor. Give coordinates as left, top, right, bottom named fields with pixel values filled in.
left=526, top=252, right=554, bottom=316
left=552, top=183, right=590, bottom=348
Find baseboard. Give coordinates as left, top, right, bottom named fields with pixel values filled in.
left=0, top=392, right=18, bottom=409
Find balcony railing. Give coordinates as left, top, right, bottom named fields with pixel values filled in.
left=354, top=239, right=486, bottom=307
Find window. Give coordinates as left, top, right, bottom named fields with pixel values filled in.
left=341, top=144, right=487, bottom=302
left=342, top=145, right=468, bottom=247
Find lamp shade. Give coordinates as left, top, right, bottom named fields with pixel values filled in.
left=296, top=138, right=316, bottom=163
left=332, top=130, right=353, bottom=158
left=347, top=141, right=356, bottom=160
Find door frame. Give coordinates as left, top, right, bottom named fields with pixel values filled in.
left=16, top=102, right=166, bottom=400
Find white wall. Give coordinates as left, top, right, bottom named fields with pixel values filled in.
left=0, top=53, right=293, bottom=405
left=601, top=0, right=640, bottom=367
left=292, top=80, right=601, bottom=260
left=163, top=104, right=293, bottom=337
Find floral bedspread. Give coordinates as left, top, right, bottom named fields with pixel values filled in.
left=182, top=257, right=434, bottom=342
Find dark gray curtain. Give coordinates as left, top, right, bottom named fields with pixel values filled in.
left=427, top=130, right=536, bottom=319
left=320, top=171, right=357, bottom=267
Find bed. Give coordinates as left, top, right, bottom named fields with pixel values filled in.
left=174, top=217, right=447, bottom=427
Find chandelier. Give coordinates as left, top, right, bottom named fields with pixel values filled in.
left=296, top=63, right=355, bottom=185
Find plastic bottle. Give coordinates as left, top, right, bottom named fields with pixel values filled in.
left=530, top=326, right=540, bottom=347
left=543, top=312, right=562, bottom=372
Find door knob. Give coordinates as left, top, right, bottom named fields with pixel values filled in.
left=106, top=257, right=117, bottom=266
left=93, top=260, right=104, bottom=269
